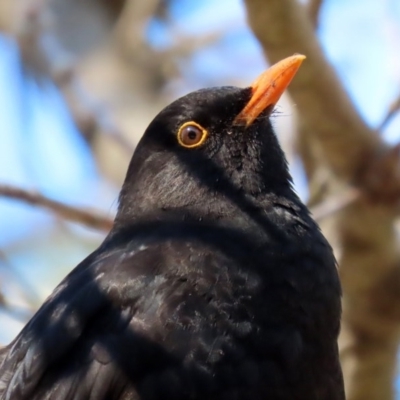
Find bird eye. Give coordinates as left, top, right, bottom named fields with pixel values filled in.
left=177, top=122, right=208, bottom=148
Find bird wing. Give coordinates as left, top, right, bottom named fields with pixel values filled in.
left=0, top=238, right=241, bottom=400
left=0, top=243, right=163, bottom=400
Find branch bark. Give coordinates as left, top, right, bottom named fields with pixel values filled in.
left=378, top=92, right=400, bottom=132
left=244, top=0, right=383, bottom=183
left=308, top=0, right=323, bottom=28
left=0, top=185, right=113, bottom=231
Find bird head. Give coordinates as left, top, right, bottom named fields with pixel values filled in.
left=116, top=55, right=305, bottom=225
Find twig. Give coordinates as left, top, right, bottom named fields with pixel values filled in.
left=377, top=93, right=400, bottom=132
left=0, top=185, right=113, bottom=231
left=0, top=288, right=4, bottom=307
left=16, top=1, right=136, bottom=155
left=52, top=64, right=136, bottom=154
left=0, top=303, right=35, bottom=323
left=310, top=188, right=360, bottom=221
left=308, top=0, right=323, bottom=29
left=0, top=250, right=42, bottom=308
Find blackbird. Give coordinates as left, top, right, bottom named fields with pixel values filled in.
left=0, top=55, right=344, bottom=400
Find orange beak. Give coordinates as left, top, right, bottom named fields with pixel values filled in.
left=234, top=54, right=306, bottom=127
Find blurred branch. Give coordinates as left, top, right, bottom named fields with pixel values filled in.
left=308, top=0, right=323, bottom=28
left=244, top=0, right=383, bottom=182
left=11, top=0, right=224, bottom=171
left=15, top=0, right=52, bottom=76
left=99, top=0, right=126, bottom=20
left=310, top=188, right=360, bottom=221
left=53, top=65, right=136, bottom=153
left=0, top=287, right=4, bottom=307
left=114, top=0, right=162, bottom=54
left=0, top=250, right=39, bottom=326
left=378, top=93, right=400, bottom=132
left=0, top=185, right=113, bottom=231
left=114, top=0, right=225, bottom=92
left=0, top=303, right=34, bottom=323
left=0, top=250, right=41, bottom=308
left=11, top=0, right=138, bottom=163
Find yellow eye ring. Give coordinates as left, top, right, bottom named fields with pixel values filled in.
left=177, top=121, right=208, bottom=148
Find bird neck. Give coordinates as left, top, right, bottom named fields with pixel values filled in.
left=110, top=183, right=302, bottom=251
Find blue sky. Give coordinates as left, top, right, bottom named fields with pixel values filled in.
left=320, top=0, right=400, bottom=135
left=0, top=0, right=399, bottom=393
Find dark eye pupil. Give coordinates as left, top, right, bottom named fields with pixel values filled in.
left=187, top=129, right=197, bottom=140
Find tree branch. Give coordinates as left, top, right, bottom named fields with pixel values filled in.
left=310, top=187, right=360, bottom=221
left=378, top=92, right=400, bottom=132
left=53, top=65, right=136, bottom=153
left=244, top=0, right=383, bottom=182
left=308, top=0, right=323, bottom=29
left=0, top=250, right=41, bottom=308
left=0, top=185, right=113, bottom=231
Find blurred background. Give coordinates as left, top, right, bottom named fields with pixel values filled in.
left=0, top=0, right=399, bottom=399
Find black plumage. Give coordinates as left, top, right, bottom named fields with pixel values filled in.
left=0, top=56, right=344, bottom=400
